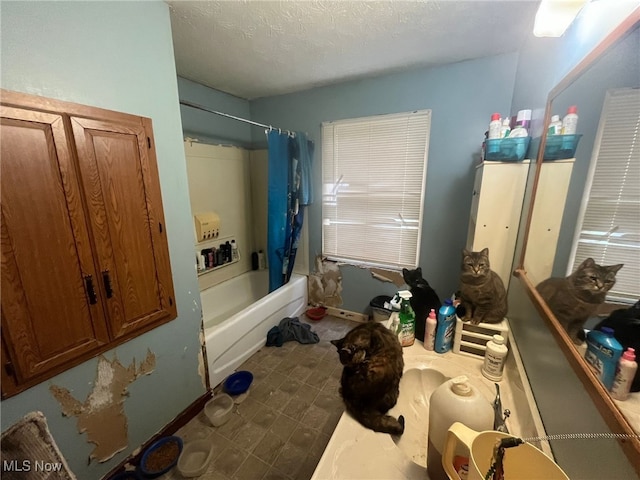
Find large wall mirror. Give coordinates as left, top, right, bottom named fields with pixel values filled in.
left=515, top=13, right=639, bottom=471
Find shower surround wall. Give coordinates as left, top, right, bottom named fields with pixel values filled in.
left=184, top=142, right=254, bottom=291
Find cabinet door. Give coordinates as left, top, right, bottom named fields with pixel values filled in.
left=71, top=116, right=176, bottom=338
left=0, top=107, right=109, bottom=381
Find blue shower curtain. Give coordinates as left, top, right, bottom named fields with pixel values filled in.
left=267, top=130, right=313, bottom=293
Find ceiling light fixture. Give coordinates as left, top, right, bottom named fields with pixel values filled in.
left=533, top=0, right=590, bottom=37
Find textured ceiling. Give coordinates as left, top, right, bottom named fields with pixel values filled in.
left=168, top=1, right=541, bottom=100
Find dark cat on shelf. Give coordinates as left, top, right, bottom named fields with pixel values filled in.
left=537, top=257, right=623, bottom=345
left=458, top=248, right=508, bottom=325
left=402, top=267, right=441, bottom=341
left=330, top=322, right=405, bottom=435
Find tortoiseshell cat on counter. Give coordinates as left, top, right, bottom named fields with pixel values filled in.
left=537, top=258, right=623, bottom=345
left=458, top=248, right=508, bottom=325
left=331, top=322, right=405, bottom=435
left=402, top=267, right=441, bottom=341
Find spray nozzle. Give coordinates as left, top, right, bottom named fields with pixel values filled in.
left=499, top=437, right=524, bottom=449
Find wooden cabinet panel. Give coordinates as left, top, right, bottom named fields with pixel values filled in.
left=0, top=90, right=176, bottom=397
left=71, top=117, right=174, bottom=337
left=0, top=107, right=109, bottom=381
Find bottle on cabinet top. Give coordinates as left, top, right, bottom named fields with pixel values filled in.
left=488, top=113, right=502, bottom=139
left=500, top=117, right=511, bottom=138
left=561, top=105, right=579, bottom=134
left=547, top=115, right=563, bottom=135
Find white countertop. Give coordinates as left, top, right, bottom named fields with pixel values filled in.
left=311, top=337, right=549, bottom=480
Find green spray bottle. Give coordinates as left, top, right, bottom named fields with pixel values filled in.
left=397, top=290, right=416, bottom=347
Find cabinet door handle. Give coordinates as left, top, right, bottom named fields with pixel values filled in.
left=84, top=275, right=97, bottom=305
left=102, top=270, right=113, bottom=298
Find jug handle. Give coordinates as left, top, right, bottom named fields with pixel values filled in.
left=442, top=422, right=477, bottom=480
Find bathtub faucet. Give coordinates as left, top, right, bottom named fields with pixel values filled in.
left=493, top=383, right=510, bottom=433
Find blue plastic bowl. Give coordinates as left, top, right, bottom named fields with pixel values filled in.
left=224, top=371, right=253, bottom=395
left=139, top=435, right=183, bottom=478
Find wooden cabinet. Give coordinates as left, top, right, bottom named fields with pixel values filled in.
left=522, top=159, right=575, bottom=285
left=1, top=90, right=176, bottom=397
left=466, top=161, right=530, bottom=287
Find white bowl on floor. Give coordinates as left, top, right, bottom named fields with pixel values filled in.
left=177, top=439, right=214, bottom=477
left=204, top=393, right=234, bottom=427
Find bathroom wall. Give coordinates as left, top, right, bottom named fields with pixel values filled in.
left=178, top=76, right=253, bottom=147
left=0, top=3, right=205, bottom=479
left=250, top=53, right=520, bottom=312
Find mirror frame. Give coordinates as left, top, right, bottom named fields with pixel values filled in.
left=514, top=10, right=640, bottom=474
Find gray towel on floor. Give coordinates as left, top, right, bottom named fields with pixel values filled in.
left=277, top=317, right=319, bottom=345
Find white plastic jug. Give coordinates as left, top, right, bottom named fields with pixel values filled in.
left=443, top=422, right=570, bottom=480
left=427, top=376, right=493, bottom=480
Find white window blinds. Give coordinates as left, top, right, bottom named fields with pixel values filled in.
left=570, top=88, right=640, bottom=302
left=322, top=110, right=431, bottom=269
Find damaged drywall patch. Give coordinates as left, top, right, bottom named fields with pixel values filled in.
left=49, top=350, right=155, bottom=463
left=308, top=256, right=343, bottom=307
left=369, top=267, right=405, bottom=287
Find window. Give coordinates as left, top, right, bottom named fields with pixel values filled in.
left=569, top=88, right=640, bottom=302
left=322, top=110, right=431, bottom=269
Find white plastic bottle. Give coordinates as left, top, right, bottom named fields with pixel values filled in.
left=488, top=113, right=502, bottom=139
left=424, top=308, right=437, bottom=351
left=561, top=105, right=579, bottom=134
left=257, top=250, right=266, bottom=269
left=500, top=117, right=511, bottom=138
left=231, top=239, right=239, bottom=261
left=611, top=348, right=637, bottom=401
left=548, top=114, right=562, bottom=135
left=482, top=334, right=508, bottom=381
left=516, top=109, right=532, bottom=130
left=427, top=376, right=493, bottom=480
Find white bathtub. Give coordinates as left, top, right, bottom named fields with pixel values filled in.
left=202, top=270, right=308, bottom=389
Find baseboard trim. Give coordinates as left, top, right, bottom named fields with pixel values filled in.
left=325, top=306, right=368, bottom=323
left=102, top=390, right=213, bottom=479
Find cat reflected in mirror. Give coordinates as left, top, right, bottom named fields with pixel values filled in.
left=536, top=258, right=623, bottom=345
left=458, top=248, right=508, bottom=325
left=330, top=322, right=405, bottom=435
left=402, top=267, right=441, bottom=342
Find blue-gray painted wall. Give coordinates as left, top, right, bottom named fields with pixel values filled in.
left=178, top=76, right=253, bottom=147
left=250, top=53, right=520, bottom=311
left=1, top=3, right=205, bottom=479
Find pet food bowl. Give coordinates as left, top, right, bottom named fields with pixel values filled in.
left=204, top=393, right=234, bottom=427
left=177, top=439, right=215, bottom=477
left=139, top=435, right=183, bottom=478
left=306, top=306, right=327, bottom=321
left=223, top=371, right=253, bottom=396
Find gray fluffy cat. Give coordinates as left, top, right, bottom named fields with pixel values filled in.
left=458, top=248, right=508, bottom=325
left=536, top=258, right=623, bottom=345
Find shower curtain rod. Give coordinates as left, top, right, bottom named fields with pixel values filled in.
left=179, top=99, right=295, bottom=137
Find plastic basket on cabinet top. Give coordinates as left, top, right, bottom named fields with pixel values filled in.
left=543, top=134, right=582, bottom=160
left=484, top=137, right=531, bottom=161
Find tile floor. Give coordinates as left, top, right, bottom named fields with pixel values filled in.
left=164, top=314, right=358, bottom=480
